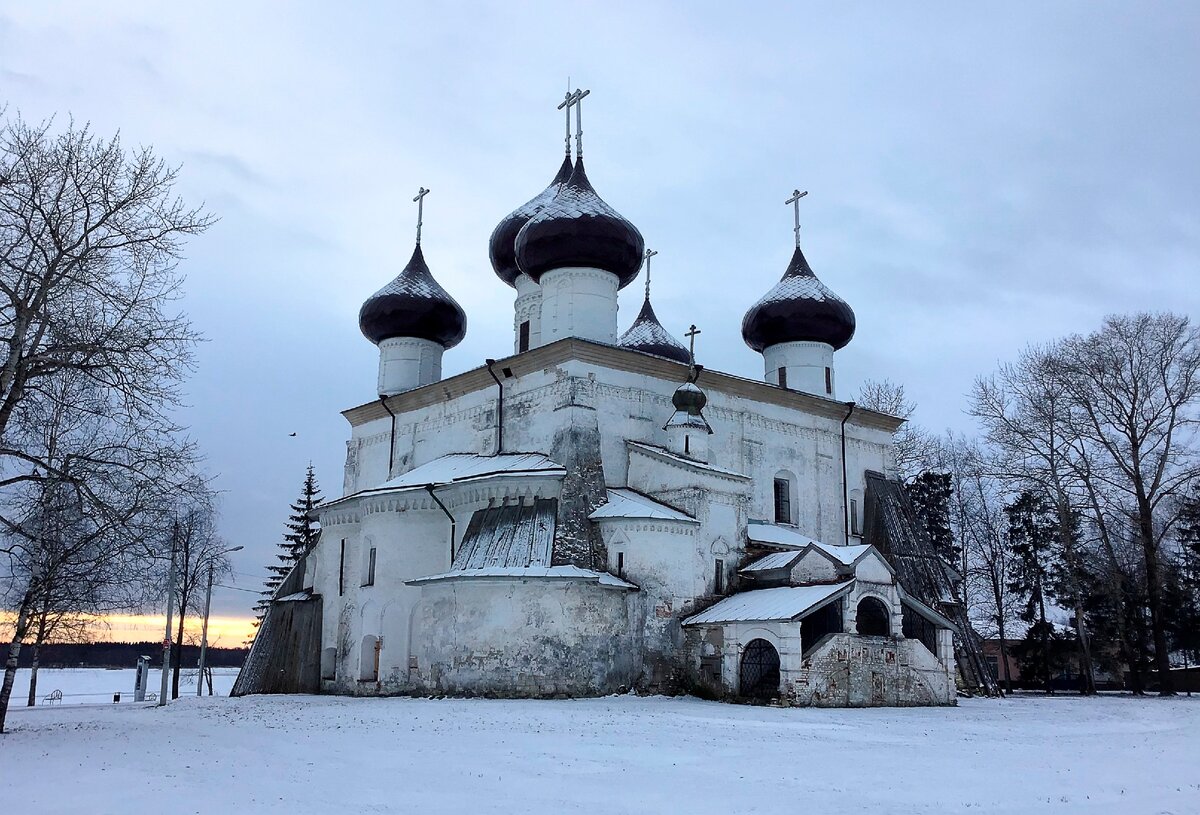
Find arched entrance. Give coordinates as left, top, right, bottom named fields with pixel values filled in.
left=739, top=638, right=781, bottom=699
left=856, top=597, right=890, bottom=636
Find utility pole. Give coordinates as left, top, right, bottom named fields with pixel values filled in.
left=197, top=545, right=243, bottom=696
left=158, top=521, right=178, bottom=707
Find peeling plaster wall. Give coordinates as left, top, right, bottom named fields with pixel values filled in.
left=791, top=634, right=954, bottom=707
left=408, top=578, right=637, bottom=697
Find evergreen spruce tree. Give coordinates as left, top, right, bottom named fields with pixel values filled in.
left=252, top=464, right=323, bottom=631
left=905, top=471, right=958, bottom=566
left=1006, top=490, right=1071, bottom=691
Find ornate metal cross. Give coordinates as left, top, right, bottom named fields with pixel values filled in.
left=786, top=188, right=808, bottom=247
left=556, top=80, right=574, bottom=156
left=643, top=248, right=658, bottom=299
left=685, top=324, right=701, bottom=368
left=556, top=87, right=590, bottom=157
left=413, top=186, right=430, bottom=244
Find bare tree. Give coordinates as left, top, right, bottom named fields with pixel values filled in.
left=1056, top=313, right=1200, bottom=695
left=0, top=113, right=209, bottom=731
left=971, top=347, right=1098, bottom=693
left=856, top=378, right=937, bottom=480
left=938, top=433, right=1020, bottom=692
left=167, top=495, right=231, bottom=700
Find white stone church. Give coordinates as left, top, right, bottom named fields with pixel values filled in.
left=237, top=94, right=964, bottom=707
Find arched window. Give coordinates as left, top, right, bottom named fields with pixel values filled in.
left=739, top=639, right=781, bottom=699
left=773, top=471, right=796, bottom=525
left=856, top=597, right=891, bottom=637
left=359, top=635, right=379, bottom=681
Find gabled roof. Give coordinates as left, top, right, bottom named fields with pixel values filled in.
left=588, top=488, right=697, bottom=524
left=683, top=581, right=853, bottom=625
left=739, top=551, right=803, bottom=574
left=804, top=541, right=886, bottom=572
left=745, top=521, right=823, bottom=550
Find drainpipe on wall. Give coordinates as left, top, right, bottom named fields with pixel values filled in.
left=841, top=401, right=856, bottom=546
left=484, top=358, right=504, bottom=456
left=379, top=396, right=397, bottom=479
left=425, top=485, right=455, bottom=563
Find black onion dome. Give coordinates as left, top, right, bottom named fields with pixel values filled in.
left=488, top=156, right=573, bottom=288
left=672, top=381, right=708, bottom=415
left=358, top=244, right=467, bottom=349
left=741, top=245, right=856, bottom=352
left=514, top=158, right=644, bottom=288
left=618, top=297, right=691, bottom=364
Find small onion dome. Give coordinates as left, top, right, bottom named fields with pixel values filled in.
left=741, top=245, right=856, bottom=352
left=514, top=158, right=644, bottom=288
left=358, top=243, right=467, bottom=349
left=488, top=156, right=573, bottom=288
left=618, top=298, right=690, bottom=364
left=672, top=380, right=708, bottom=414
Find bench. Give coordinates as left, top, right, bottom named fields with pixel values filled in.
left=43, top=689, right=62, bottom=705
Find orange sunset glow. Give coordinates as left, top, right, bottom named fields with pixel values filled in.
left=1, top=613, right=258, bottom=647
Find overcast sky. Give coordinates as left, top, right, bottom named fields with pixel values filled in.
left=3, top=3, right=1198, bottom=622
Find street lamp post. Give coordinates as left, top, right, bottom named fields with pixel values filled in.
left=197, top=545, right=243, bottom=696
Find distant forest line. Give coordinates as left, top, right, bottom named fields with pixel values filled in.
left=16, top=641, right=248, bottom=669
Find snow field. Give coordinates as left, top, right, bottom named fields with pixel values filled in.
left=4, top=693, right=1198, bottom=814
left=7, top=667, right=240, bottom=705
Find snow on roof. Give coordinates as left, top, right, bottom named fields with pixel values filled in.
left=683, top=581, right=853, bottom=625
left=589, top=489, right=697, bottom=524
left=740, top=551, right=803, bottom=573
left=372, top=453, right=564, bottom=491
left=808, top=541, right=876, bottom=568
left=746, top=521, right=825, bottom=550
left=627, top=441, right=750, bottom=479
left=407, top=565, right=637, bottom=590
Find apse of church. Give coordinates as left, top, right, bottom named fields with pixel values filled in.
left=236, top=87, right=965, bottom=707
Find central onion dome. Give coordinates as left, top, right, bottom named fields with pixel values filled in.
left=358, top=243, right=467, bottom=348
left=514, top=159, right=644, bottom=288
left=618, top=298, right=690, bottom=364
left=741, top=245, right=855, bottom=352
left=488, top=156, right=573, bottom=288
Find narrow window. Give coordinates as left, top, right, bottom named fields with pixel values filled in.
left=778, top=367, right=788, bottom=389
left=338, top=539, right=346, bottom=596
left=850, top=499, right=860, bottom=536
left=714, top=559, right=725, bottom=594
left=617, top=552, right=625, bottom=579
left=363, top=546, right=376, bottom=587
left=518, top=320, right=531, bottom=352
left=825, top=367, right=832, bottom=395
left=684, top=435, right=690, bottom=454
left=773, top=478, right=792, bottom=524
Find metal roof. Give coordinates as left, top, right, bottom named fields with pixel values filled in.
left=740, top=551, right=803, bottom=573
left=451, top=498, right=557, bottom=571
left=627, top=441, right=750, bottom=480
left=746, top=521, right=825, bottom=550
left=589, top=489, right=697, bottom=523
left=683, top=581, right=853, bottom=625
left=375, top=453, right=564, bottom=492
left=408, top=565, right=636, bottom=590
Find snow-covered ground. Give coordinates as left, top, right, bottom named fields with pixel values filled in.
left=7, top=667, right=239, bottom=705
left=4, top=693, right=1197, bottom=814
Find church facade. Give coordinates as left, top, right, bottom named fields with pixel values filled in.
left=239, top=93, right=961, bottom=706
